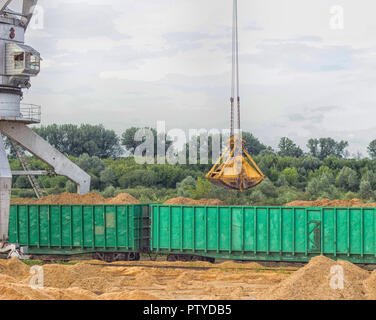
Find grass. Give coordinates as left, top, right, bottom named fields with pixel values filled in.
left=22, top=259, right=77, bottom=266
left=22, top=260, right=44, bottom=266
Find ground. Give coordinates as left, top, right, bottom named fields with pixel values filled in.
left=1, top=255, right=375, bottom=300
left=0, top=258, right=294, bottom=300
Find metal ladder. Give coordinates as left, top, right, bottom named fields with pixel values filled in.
left=9, top=139, right=44, bottom=199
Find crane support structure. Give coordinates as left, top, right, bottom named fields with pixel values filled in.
left=0, top=136, right=11, bottom=242
left=0, top=122, right=91, bottom=195
left=0, top=0, right=91, bottom=249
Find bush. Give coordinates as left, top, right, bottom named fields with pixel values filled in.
left=336, top=167, right=359, bottom=191
left=277, top=190, right=304, bottom=204
left=176, top=176, right=196, bottom=197
left=102, top=186, right=117, bottom=198
left=249, top=190, right=266, bottom=204
left=118, top=170, right=158, bottom=188
left=359, top=179, right=374, bottom=200
left=13, top=176, right=30, bottom=189
left=189, top=177, right=212, bottom=199
left=344, top=191, right=358, bottom=200
left=306, top=173, right=340, bottom=200
left=65, top=181, right=76, bottom=193
left=18, top=190, right=36, bottom=198
left=100, top=167, right=116, bottom=187
left=281, top=168, right=299, bottom=186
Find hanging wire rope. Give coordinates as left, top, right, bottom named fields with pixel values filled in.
left=231, top=0, right=241, bottom=135
left=205, top=0, right=265, bottom=191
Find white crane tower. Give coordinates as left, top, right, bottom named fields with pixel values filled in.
left=0, top=0, right=91, bottom=251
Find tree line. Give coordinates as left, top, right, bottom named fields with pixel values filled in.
left=6, top=124, right=376, bottom=205
left=31, top=124, right=376, bottom=160
left=6, top=123, right=373, bottom=160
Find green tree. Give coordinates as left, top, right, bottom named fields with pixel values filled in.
left=14, top=176, right=29, bottom=189
left=242, top=132, right=268, bottom=155
left=275, top=174, right=288, bottom=187
left=34, top=124, right=122, bottom=158
left=257, top=178, right=278, bottom=198
left=336, top=166, right=359, bottom=191
left=359, top=179, right=374, bottom=200
left=258, top=147, right=276, bottom=157
left=307, top=138, right=349, bottom=160
left=249, top=190, right=266, bottom=204
left=364, top=170, right=376, bottom=189
left=102, top=186, right=117, bottom=198
left=278, top=137, right=303, bottom=157
left=281, top=167, right=299, bottom=186
left=100, top=167, right=116, bottom=187
left=189, top=177, right=212, bottom=199
left=368, top=140, right=376, bottom=159
left=118, top=169, right=158, bottom=188
left=65, top=181, right=76, bottom=193
left=121, top=127, right=173, bottom=156
left=306, top=173, right=339, bottom=199
left=76, top=154, right=105, bottom=176
left=301, top=156, right=322, bottom=171
left=176, top=176, right=196, bottom=197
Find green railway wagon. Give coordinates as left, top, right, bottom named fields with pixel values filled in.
left=150, top=205, right=376, bottom=264
left=8, top=204, right=150, bottom=260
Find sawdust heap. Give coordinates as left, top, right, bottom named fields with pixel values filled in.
left=106, top=193, right=140, bottom=204
left=285, top=199, right=376, bottom=208
left=99, top=290, right=159, bottom=300
left=22, top=263, right=113, bottom=293
left=164, top=197, right=225, bottom=206
left=69, top=263, right=104, bottom=278
left=0, top=258, right=30, bottom=279
left=0, top=283, right=51, bottom=300
left=0, top=283, right=96, bottom=300
left=258, top=256, right=369, bottom=300
left=70, top=277, right=113, bottom=293
left=134, top=271, right=158, bottom=286
left=363, top=270, right=376, bottom=299
left=167, top=272, right=193, bottom=290
left=3, top=257, right=376, bottom=300
left=0, top=274, right=17, bottom=284
left=42, top=287, right=96, bottom=300
left=40, top=264, right=77, bottom=289
left=11, top=192, right=140, bottom=205
left=0, top=260, right=151, bottom=300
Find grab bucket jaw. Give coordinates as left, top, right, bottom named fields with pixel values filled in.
left=206, top=137, right=265, bottom=191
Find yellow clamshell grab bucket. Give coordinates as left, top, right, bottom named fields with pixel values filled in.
left=206, top=0, right=265, bottom=191
left=206, top=136, right=265, bottom=191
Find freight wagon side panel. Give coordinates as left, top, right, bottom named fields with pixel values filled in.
left=8, top=204, right=149, bottom=255
left=150, top=205, right=376, bottom=264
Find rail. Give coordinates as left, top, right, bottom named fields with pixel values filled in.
left=20, top=103, right=41, bottom=123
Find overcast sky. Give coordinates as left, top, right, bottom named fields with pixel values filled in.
left=21, top=0, right=376, bottom=156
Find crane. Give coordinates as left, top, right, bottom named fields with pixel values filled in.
left=206, top=0, right=265, bottom=191
left=0, top=0, right=91, bottom=255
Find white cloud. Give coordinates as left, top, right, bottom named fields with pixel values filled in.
left=56, top=37, right=122, bottom=54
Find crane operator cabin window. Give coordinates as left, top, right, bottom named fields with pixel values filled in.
left=14, top=53, right=24, bottom=70
left=26, top=53, right=40, bottom=75
left=5, top=43, right=41, bottom=77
